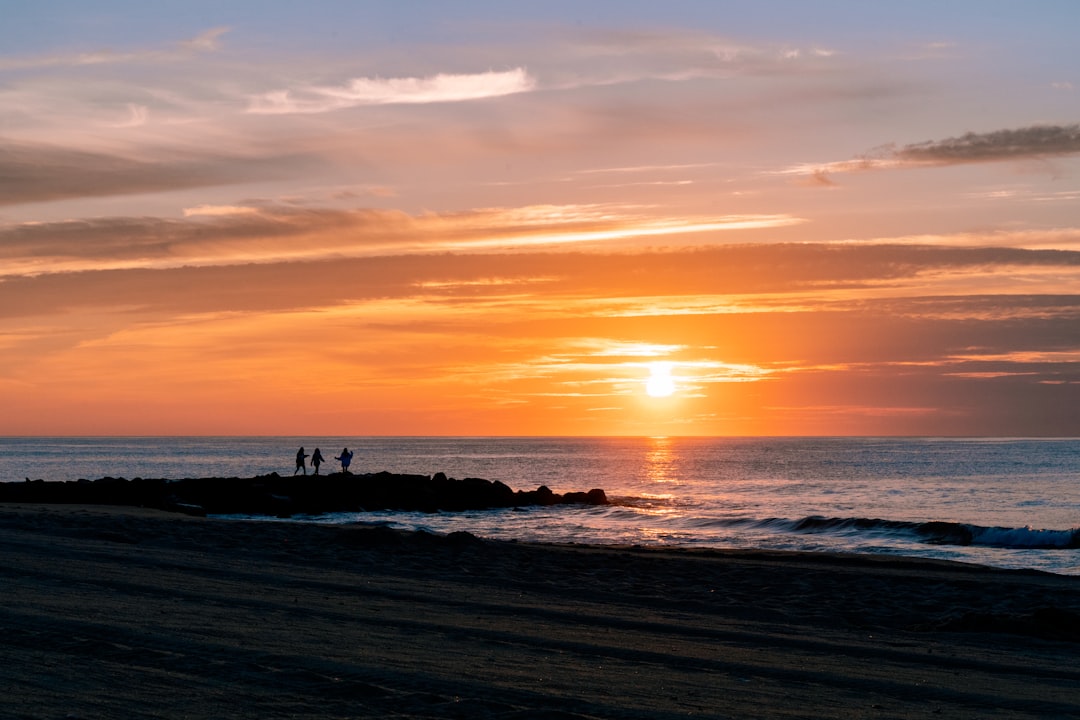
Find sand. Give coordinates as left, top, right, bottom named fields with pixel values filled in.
left=1, top=504, right=1078, bottom=719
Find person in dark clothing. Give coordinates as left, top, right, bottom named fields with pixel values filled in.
left=335, top=448, right=353, bottom=473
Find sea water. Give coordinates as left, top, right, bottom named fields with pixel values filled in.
left=2, top=436, right=1079, bottom=575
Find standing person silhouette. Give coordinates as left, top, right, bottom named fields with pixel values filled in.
left=335, top=447, right=353, bottom=474
left=294, top=447, right=308, bottom=475
left=311, top=448, right=325, bottom=475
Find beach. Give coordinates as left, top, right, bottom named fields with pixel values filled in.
left=2, top=504, right=1079, bottom=719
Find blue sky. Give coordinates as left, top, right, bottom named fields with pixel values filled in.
left=6, top=1, right=1078, bottom=57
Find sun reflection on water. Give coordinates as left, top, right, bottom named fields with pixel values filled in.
left=645, top=435, right=675, bottom=484
left=636, top=436, right=684, bottom=532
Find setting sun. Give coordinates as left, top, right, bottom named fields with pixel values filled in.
left=645, top=362, right=676, bottom=398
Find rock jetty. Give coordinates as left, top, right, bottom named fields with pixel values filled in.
left=0, top=471, right=609, bottom=517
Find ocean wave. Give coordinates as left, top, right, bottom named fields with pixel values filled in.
left=604, top=497, right=1080, bottom=550
left=775, top=515, right=1080, bottom=550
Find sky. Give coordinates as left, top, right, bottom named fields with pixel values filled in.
left=1, top=0, right=1079, bottom=437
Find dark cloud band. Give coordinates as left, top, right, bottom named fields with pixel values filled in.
left=894, top=123, right=1080, bottom=164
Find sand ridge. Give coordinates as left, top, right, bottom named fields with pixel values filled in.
left=1, top=503, right=1078, bottom=719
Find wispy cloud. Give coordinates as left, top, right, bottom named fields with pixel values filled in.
left=0, top=140, right=317, bottom=207
left=246, top=29, right=846, bottom=116
left=784, top=123, right=1080, bottom=182
left=0, top=203, right=802, bottom=277
left=4, top=234, right=1078, bottom=321
left=182, top=204, right=262, bottom=218
left=248, top=68, right=536, bottom=114
left=178, top=27, right=229, bottom=53
left=106, top=103, right=150, bottom=129
left=0, top=27, right=228, bottom=71
left=892, top=123, right=1080, bottom=164
left=542, top=28, right=840, bottom=90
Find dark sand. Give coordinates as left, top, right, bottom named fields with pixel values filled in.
left=1, top=504, right=1078, bottom=719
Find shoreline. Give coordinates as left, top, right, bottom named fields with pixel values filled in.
left=3, top=503, right=1079, bottom=718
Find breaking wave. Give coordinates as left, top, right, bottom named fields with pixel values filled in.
left=765, top=515, right=1080, bottom=549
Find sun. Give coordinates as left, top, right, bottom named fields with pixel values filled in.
left=645, top=361, right=676, bottom=398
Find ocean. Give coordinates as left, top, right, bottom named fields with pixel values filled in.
left=3, top=436, right=1079, bottom=575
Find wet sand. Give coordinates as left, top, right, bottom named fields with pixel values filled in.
left=1, top=503, right=1078, bottom=719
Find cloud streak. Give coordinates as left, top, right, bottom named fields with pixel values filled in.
left=248, top=68, right=536, bottom=114
left=3, top=241, right=1078, bottom=321
left=539, top=28, right=840, bottom=90
left=893, top=124, right=1080, bottom=164
left=0, top=140, right=318, bottom=207
left=0, top=27, right=228, bottom=71
left=0, top=204, right=803, bottom=278
left=245, top=30, right=845, bottom=117
left=788, top=123, right=1080, bottom=181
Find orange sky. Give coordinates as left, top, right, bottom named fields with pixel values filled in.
left=2, top=2, right=1079, bottom=436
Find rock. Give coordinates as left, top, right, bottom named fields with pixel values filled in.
left=0, top=472, right=608, bottom=517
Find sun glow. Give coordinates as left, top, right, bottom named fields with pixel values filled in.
left=645, top=362, right=676, bottom=397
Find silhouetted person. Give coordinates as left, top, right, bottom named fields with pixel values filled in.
left=311, top=448, right=325, bottom=475
left=295, top=446, right=308, bottom=475
left=335, top=447, right=353, bottom=474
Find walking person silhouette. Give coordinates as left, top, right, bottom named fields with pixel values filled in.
left=311, top=448, right=325, bottom=475
left=294, top=447, right=308, bottom=475
left=335, top=448, right=353, bottom=474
